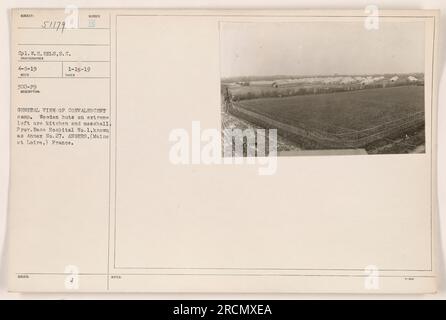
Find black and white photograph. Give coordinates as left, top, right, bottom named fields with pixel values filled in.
left=220, top=21, right=426, bottom=156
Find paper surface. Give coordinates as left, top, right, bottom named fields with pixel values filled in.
left=8, top=8, right=439, bottom=293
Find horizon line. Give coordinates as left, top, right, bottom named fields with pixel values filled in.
left=221, top=72, right=425, bottom=80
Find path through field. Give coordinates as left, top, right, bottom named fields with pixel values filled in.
left=221, top=111, right=301, bottom=155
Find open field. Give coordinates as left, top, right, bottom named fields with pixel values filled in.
left=224, top=86, right=425, bottom=153
left=236, top=86, right=424, bottom=133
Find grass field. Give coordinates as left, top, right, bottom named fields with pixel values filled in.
left=225, top=86, right=425, bottom=153
left=236, top=86, right=424, bottom=134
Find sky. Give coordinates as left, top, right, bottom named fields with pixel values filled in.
left=220, top=21, right=425, bottom=78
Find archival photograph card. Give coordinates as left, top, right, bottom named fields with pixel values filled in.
left=8, top=9, right=439, bottom=293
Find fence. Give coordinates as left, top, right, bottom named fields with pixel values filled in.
left=228, top=101, right=424, bottom=149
